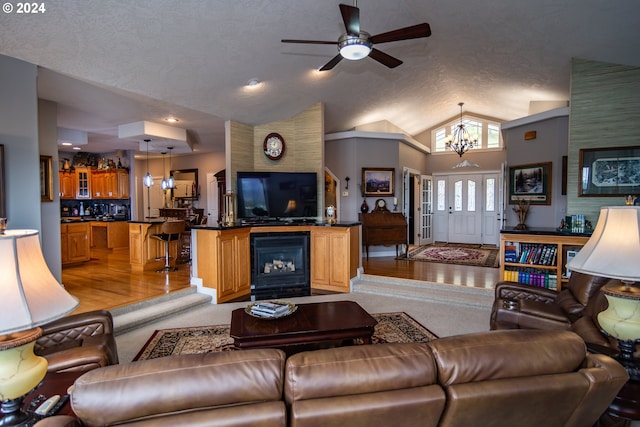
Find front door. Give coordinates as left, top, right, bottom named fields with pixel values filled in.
left=432, top=171, right=502, bottom=245
left=448, top=174, right=482, bottom=244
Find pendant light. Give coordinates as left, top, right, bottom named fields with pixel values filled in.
left=142, top=139, right=154, bottom=187
left=166, top=146, right=175, bottom=189
left=160, top=151, right=169, bottom=190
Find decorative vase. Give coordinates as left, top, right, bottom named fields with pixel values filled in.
left=360, top=199, right=369, bottom=214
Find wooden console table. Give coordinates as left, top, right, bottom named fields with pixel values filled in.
left=360, top=210, right=407, bottom=259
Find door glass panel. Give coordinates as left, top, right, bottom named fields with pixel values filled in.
left=467, top=180, right=476, bottom=211
left=486, top=178, right=495, bottom=211
left=437, top=179, right=446, bottom=211
left=454, top=180, right=462, bottom=211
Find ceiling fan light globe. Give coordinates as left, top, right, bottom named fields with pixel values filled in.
left=338, top=32, right=372, bottom=60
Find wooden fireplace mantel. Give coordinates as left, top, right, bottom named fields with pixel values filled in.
left=191, top=223, right=360, bottom=304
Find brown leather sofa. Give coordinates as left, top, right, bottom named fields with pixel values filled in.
left=36, top=330, right=628, bottom=427
left=35, top=310, right=119, bottom=373
left=490, top=272, right=639, bottom=358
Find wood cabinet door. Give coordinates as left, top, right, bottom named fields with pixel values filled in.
left=328, top=231, right=350, bottom=289
left=117, top=170, right=129, bottom=198
left=92, top=171, right=105, bottom=198
left=311, top=229, right=331, bottom=286
left=234, top=231, right=251, bottom=294
left=67, top=224, right=90, bottom=263
left=59, top=172, right=75, bottom=199
left=76, top=168, right=91, bottom=199
left=218, top=234, right=237, bottom=298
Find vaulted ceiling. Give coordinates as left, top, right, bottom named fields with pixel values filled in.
left=1, top=0, right=638, bottom=154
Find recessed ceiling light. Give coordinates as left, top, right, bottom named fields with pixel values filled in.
left=164, top=117, right=179, bottom=123
left=72, top=146, right=81, bottom=150
left=246, top=78, right=261, bottom=87
left=61, top=142, right=72, bottom=146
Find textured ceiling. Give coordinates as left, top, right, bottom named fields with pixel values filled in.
left=1, top=0, right=639, bottom=155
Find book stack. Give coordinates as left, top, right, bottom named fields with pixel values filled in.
left=249, top=301, right=292, bottom=318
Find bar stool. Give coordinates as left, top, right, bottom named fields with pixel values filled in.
left=151, top=220, right=186, bottom=272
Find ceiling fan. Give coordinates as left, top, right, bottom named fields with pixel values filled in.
left=282, top=2, right=431, bottom=71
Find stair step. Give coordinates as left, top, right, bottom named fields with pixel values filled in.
left=353, top=274, right=493, bottom=309
left=112, top=287, right=212, bottom=335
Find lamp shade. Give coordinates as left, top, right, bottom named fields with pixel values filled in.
left=0, top=230, right=79, bottom=334
left=566, top=206, right=640, bottom=281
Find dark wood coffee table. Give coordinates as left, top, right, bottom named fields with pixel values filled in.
left=230, top=300, right=377, bottom=353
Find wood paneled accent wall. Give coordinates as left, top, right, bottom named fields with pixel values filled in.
left=568, top=58, right=640, bottom=220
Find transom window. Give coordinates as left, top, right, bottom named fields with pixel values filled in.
left=432, top=114, right=503, bottom=154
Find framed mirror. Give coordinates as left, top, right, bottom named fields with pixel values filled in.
left=171, top=168, right=198, bottom=199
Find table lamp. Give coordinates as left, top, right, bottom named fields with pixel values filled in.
left=566, top=206, right=640, bottom=379
left=0, top=230, right=79, bottom=426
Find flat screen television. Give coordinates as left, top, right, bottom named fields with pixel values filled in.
left=236, top=171, right=318, bottom=222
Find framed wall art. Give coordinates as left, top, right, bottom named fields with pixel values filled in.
left=508, top=162, right=551, bottom=205
left=579, top=146, right=640, bottom=196
left=362, top=167, right=394, bottom=197
left=40, top=155, right=53, bottom=202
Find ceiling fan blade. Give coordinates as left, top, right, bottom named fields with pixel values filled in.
left=370, top=23, right=432, bottom=44
left=369, top=48, right=403, bottom=68
left=319, top=54, right=343, bottom=71
left=339, top=3, right=360, bottom=36
left=282, top=39, right=336, bottom=45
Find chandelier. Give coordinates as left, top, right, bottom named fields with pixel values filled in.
left=445, top=102, right=478, bottom=157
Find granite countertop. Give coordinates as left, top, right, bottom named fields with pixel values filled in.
left=501, top=227, right=593, bottom=237
left=192, top=220, right=360, bottom=230
left=61, top=217, right=128, bottom=223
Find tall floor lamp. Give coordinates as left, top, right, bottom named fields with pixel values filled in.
left=566, top=206, right=640, bottom=380
left=0, top=230, right=79, bottom=426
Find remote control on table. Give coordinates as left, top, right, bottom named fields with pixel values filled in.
left=35, top=395, right=60, bottom=416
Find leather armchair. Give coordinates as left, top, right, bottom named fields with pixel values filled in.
left=34, top=309, right=119, bottom=373
left=490, top=272, right=640, bottom=357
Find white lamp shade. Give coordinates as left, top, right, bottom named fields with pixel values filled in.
left=566, top=206, right=640, bottom=282
left=0, top=230, right=79, bottom=334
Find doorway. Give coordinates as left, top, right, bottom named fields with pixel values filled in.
left=432, top=171, right=502, bottom=245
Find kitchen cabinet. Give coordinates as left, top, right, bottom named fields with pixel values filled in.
left=311, top=226, right=359, bottom=292
left=59, top=171, right=75, bottom=199
left=61, top=222, right=90, bottom=265
left=75, top=167, right=92, bottom=199
left=92, top=169, right=129, bottom=199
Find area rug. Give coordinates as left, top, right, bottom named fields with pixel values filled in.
left=403, top=242, right=499, bottom=268
left=133, top=312, right=438, bottom=361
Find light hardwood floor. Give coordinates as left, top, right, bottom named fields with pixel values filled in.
left=62, top=247, right=500, bottom=314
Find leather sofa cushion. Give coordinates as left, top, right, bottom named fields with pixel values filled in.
left=285, top=342, right=438, bottom=402
left=71, top=349, right=286, bottom=426
left=428, top=330, right=585, bottom=386
left=285, top=343, right=444, bottom=427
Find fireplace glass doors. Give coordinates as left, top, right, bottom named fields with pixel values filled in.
left=250, top=231, right=311, bottom=301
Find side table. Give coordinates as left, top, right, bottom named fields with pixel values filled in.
left=21, top=371, right=82, bottom=423
left=588, top=343, right=640, bottom=426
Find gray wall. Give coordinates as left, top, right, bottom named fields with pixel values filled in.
left=502, top=114, right=569, bottom=228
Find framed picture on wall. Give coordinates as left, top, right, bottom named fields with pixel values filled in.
left=40, top=155, right=53, bottom=202
left=362, top=167, right=394, bottom=197
left=508, top=162, right=552, bottom=205
left=579, top=145, right=640, bottom=196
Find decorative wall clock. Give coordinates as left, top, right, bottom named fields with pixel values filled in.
left=263, top=133, right=285, bottom=160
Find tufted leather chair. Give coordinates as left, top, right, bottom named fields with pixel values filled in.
left=34, top=309, right=119, bottom=373
left=490, top=272, right=639, bottom=358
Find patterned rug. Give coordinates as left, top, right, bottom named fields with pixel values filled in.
left=133, top=312, right=437, bottom=361
left=403, top=242, right=499, bottom=268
